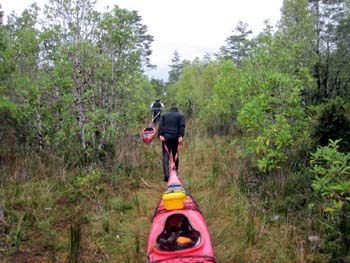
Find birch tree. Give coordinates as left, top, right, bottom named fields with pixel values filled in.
left=5, top=5, right=46, bottom=150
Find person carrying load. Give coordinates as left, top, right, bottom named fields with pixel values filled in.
left=150, top=98, right=164, bottom=124
left=158, top=106, right=185, bottom=182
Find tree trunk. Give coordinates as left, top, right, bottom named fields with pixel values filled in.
left=0, top=200, right=4, bottom=222
left=73, top=87, right=86, bottom=149
left=35, top=101, right=44, bottom=151
left=72, top=60, right=87, bottom=149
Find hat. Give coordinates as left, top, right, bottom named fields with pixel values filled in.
left=170, top=106, right=178, bottom=112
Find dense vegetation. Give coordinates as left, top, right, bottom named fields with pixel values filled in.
left=1, top=0, right=350, bottom=262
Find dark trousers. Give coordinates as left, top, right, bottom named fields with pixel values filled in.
left=153, top=111, right=161, bottom=123
left=162, top=139, right=179, bottom=179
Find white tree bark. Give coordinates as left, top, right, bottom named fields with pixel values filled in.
left=72, top=59, right=87, bottom=149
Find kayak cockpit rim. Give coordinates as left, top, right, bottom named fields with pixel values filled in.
left=155, top=213, right=202, bottom=252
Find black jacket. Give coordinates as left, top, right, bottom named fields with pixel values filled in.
left=158, top=107, right=185, bottom=140
left=151, top=101, right=163, bottom=112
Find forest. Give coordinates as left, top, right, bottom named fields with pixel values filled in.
left=0, top=0, right=350, bottom=262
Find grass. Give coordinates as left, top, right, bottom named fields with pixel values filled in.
left=179, top=134, right=308, bottom=263
left=0, top=124, right=325, bottom=262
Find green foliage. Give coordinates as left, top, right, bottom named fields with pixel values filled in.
left=236, top=57, right=310, bottom=172
left=167, top=59, right=218, bottom=119
left=0, top=96, right=19, bottom=119
left=111, top=196, right=133, bottom=212
left=309, top=1, right=350, bottom=101
left=201, top=9, right=315, bottom=172
left=76, top=170, right=102, bottom=187
left=1, top=0, right=350, bottom=261
left=310, top=139, right=350, bottom=212
left=277, top=0, right=316, bottom=71
left=201, top=60, right=241, bottom=133
left=219, top=21, right=254, bottom=67
left=309, top=139, right=350, bottom=261
left=168, top=50, right=184, bottom=84
left=0, top=0, right=159, bottom=162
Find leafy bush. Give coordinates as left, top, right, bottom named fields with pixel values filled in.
left=310, top=139, right=350, bottom=212
left=310, top=139, right=350, bottom=260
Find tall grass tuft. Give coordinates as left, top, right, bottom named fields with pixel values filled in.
left=132, top=194, right=140, bottom=216
left=69, top=209, right=82, bottom=263
left=245, top=208, right=256, bottom=246
left=134, top=230, right=143, bottom=262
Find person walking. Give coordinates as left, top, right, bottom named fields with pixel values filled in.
left=150, top=99, right=164, bottom=124
left=158, top=106, right=185, bottom=182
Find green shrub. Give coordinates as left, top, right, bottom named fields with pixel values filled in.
left=310, top=139, right=350, bottom=260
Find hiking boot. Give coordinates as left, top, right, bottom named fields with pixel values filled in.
left=163, top=176, right=169, bottom=182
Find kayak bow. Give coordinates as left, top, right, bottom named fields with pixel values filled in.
left=146, top=168, right=216, bottom=263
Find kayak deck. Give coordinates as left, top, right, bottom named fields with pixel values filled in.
left=146, top=151, right=216, bottom=263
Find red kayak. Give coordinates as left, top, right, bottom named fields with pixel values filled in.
left=146, top=164, right=216, bottom=262
left=142, top=126, right=157, bottom=144
left=142, top=112, right=161, bottom=144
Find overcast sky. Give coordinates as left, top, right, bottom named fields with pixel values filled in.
left=1, top=0, right=284, bottom=80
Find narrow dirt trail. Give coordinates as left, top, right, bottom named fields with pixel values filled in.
left=136, top=130, right=230, bottom=260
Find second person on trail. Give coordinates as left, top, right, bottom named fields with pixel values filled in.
left=150, top=99, right=164, bottom=124
left=158, top=106, right=185, bottom=182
